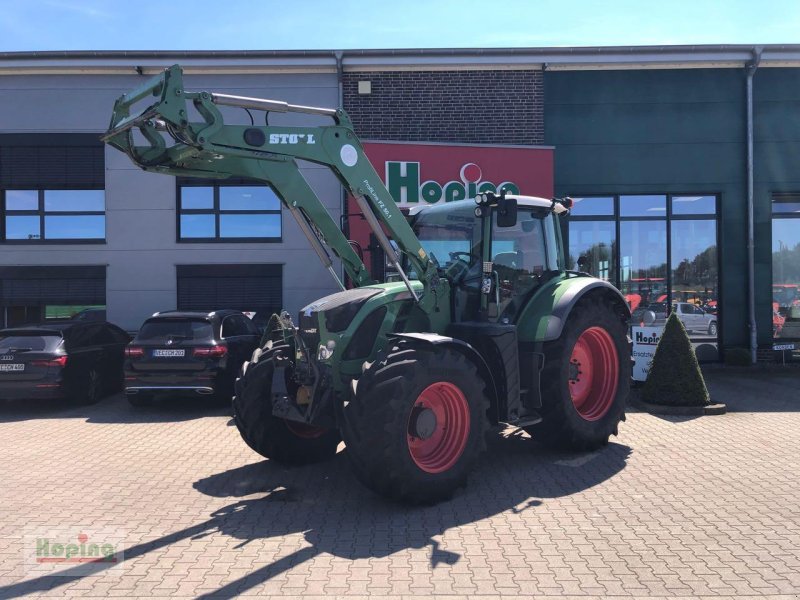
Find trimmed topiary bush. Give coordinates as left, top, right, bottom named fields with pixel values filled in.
left=641, top=312, right=710, bottom=407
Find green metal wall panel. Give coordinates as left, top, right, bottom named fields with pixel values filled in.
left=545, top=68, right=752, bottom=349
left=754, top=68, right=800, bottom=348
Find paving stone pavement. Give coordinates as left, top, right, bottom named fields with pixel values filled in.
left=0, top=368, right=799, bottom=599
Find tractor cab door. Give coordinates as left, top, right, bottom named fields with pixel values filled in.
left=488, top=209, right=559, bottom=323
left=410, top=203, right=484, bottom=323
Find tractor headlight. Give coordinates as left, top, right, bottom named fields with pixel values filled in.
left=317, top=340, right=336, bottom=361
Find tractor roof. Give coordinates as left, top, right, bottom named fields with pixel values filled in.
left=407, top=195, right=556, bottom=217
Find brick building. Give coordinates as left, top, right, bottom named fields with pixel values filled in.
left=1, top=45, right=799, bottom=361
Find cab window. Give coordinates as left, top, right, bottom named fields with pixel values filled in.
left=491, top=213, right=550, bottom=317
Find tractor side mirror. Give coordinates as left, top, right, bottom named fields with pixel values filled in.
left=496, top=196, right=518, bottom=228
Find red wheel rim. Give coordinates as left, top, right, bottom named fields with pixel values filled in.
left=284, top=420, right=327, bottom=439
left=568, top=327, right=619, bottom=421
left=407, top=382, right=470, bottom=474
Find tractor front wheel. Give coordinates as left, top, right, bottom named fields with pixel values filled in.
left=525, top=297, right=630, bottom=450
left=232, top=344, right=340, bottom=466
left=342, top=342, right=489, bottom=504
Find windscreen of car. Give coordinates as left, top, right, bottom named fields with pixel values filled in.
left=135, top=319, right=214, bottom=343
left=0, top=333, right=63, bottom=352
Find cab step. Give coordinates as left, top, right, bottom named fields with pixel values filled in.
left=508, top=411, right=543, bottom=428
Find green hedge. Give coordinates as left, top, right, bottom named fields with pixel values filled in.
left=641, top=312, right=710, bottom=407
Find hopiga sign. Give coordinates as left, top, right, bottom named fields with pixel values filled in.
left=363, top=141, right=554, bottom=207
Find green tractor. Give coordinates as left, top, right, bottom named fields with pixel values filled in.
left=104, top=65, right=631, bottom=504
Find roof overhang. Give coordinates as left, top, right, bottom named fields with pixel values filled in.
left=0, top=45, right=798, bottom=76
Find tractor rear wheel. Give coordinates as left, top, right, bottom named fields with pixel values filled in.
left=232, top=343, right=340, bottom=466
left=342, top=342, right=489, bottom=504
left=525, top=297, right=630, bottom=450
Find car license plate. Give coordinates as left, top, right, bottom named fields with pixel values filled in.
left=0, top=363, right=24, bottom=372
left=152, top=349, right=185, bottom=358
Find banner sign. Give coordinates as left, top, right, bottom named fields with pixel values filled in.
left=632, top=326, right=663, bottom=382
left=363, top=141, right=553, bottom=207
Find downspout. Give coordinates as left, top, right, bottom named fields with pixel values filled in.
left=746, top=47, right=762, bottom=364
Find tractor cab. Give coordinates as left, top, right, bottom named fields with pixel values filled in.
left=408, top=194, right=567, bottom=324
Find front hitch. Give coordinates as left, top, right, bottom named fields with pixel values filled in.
left=101, top=64, right=224, bottom=171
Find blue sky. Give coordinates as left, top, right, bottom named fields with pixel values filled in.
left=0, top=0, right=797, bottom=52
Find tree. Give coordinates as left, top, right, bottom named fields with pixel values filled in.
left=641, top=312, right=710, bottom=406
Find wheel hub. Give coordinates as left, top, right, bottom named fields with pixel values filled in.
left=568, top=327, right=619, bottom=422
left=406, top=381, right=471, bottom=474
left=409, top=406, right=437, bottom=440
left=568, top=360, right=581, bottom=382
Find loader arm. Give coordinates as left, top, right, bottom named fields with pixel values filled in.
left=102, top=65, right=446, bottom=313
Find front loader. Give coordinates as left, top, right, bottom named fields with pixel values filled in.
left=104, top=65, right=631, bottom=504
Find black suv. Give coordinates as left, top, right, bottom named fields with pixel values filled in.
left=124, top=310, right=260, bottom=406
left=0, top=321, right=130, bottom=404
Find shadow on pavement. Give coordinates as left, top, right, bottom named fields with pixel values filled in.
left=0, top=397, right=88, bottom=423
left=0, top=392, right=230, bottom=424
left=0, top=431, right=630, bottom=598
left=702, top=368, right=800, bottom=412
left=86, top=394, right=231, bottom=424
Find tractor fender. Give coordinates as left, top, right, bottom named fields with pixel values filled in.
left=518, top=276, right=630, bottom=343
left=390, top=332, right=502, bottom=423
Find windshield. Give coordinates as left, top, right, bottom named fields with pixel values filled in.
left=410, top=202, right=557, bottom=321
left=136, top=319, right=214, bottom=343
left=412, top=202, right=481, bottom=277
left=0, top=333, right=62, bottom=352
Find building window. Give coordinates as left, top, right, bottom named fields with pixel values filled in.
left=178, top=183, right=282, bottom=242
left=566, top=197, right=615, bottom=282
left=567, top=194, right=719, bottom=356
left=1, top=133, right=105, bottom=244
left=772, top=193, right=800, bottom=342
left=2, top=189, right=105, bottom=242
left=0, top=265, right=106, bottom=328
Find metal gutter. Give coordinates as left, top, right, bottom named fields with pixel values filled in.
left=746, top=46, right=763, bottom=364
left=1, top=44, right=799, bottom=59
left=1, top=44, right=800, bottom=74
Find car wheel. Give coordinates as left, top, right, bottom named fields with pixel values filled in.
left=71, top=368, right=102, bottom=405
left=708, top=321, right=718, bottom=336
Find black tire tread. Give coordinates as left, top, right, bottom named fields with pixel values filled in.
left=525, top=296, right=630, bottom=451
left=232, top=344, right=340, bottom=466
left=342, top=341, right=490, bottom=504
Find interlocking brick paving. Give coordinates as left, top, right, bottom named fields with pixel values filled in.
left=0, top=368, right=798, bottom=598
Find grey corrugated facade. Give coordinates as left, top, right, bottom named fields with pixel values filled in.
left=0, top=70, right=344, bottom=330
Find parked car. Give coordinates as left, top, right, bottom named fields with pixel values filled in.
left=631, top=301, right=717, bottom=335
left=0, top=321, right=130, bottom=404
left=124, top=310, right=260, bottom=406
left=673, top=302, right=717, bottom=335
left=631, top=301, right=669, bottom=325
